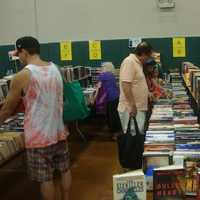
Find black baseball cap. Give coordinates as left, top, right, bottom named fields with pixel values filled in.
left=11, top=36, right=40, bottom=56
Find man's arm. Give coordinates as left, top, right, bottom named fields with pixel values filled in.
left=120, top=59, right=137, bottom=116
left=0, top=70, right=30, bottom=125
left=121, top=81, right=137, bottom=116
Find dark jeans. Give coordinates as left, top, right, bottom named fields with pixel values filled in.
left=106, top=98, right=121, bottom=133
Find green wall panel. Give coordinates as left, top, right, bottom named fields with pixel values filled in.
left=0, top=37, right=200, bottom=78
left=144, top=37, right=200, bottom=71
left=72, top=41, right=90, bottom=66
left=0, top=45, right=16, bottom=77
left=40, top=43, right=50, bottom=61
left=102, top=39, right=127, bottom=67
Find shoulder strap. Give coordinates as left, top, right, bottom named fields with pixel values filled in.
left=127, top=117, right=140, bottom=135
left=133, top=117, right=140, bottom=135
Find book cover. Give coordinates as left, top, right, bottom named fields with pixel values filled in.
left=197, top=79, right=200, bottom=106
left=145, top=133, right=175, bottom=143
left=194, top=77, right=200, bottom=100
left=146, top=131, right=174, bottom=135
left=176, top=143, right=200, bottom=151
left=113, top=170, right=146, bottom=200
left=192, top=73, right=200, bottom=92
left=196, top=171, right=200, bottom=200
left=153, top=165, right=185, bottom=200
left=143, top=152, right=173, bottom=191
left=148, top=125, right=174, bottom=131
left=144, top=143, right=175, bottom=152
left=184, top=157, right=200, bottom=196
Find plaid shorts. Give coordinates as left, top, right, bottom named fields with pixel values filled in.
left=26, top=140, right=70, bottom=182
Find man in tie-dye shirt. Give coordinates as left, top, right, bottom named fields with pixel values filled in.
left=0, top=36, right=71, bottom=200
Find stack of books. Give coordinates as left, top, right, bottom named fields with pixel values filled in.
left=171, top=73, right=200, bottom=198
left=0, top=113, right=25, bottom=166
left=0, top=113, right=24, bottom=132
left=144, top=99, right=175, bottom=190
left=181, top=62, right=200, bottom=105
left=145, top=99, right=175, bottom=151
left=171, top=75, right=200, bottom=151
left=144, top=72, right=200, bottom=194
left=0, top=132, right=24, bottom=165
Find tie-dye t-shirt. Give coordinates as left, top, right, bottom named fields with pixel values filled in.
left=23, top=63, right=67, bottom=149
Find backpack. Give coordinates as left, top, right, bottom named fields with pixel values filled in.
left=57, top=66, right=90, bottom=122
left=63, top=81, right=90, bottom=122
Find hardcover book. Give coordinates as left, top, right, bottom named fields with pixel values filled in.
left=153, top=165, right=185, bottom=200
left=184, top=157, right=200, bottom=196
left=143, top=152, right=173, bottom=191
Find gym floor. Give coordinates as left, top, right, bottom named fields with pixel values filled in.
left=0, top=117, right=152, bottom=200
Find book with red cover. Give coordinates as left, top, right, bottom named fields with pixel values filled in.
left=153, top=165, right=185, bottom=200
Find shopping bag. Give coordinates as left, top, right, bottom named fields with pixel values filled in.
left=63, top=81, right=90, bottom=122
left=117, top=117, right=144, bottom=170
left=56, top=65, right=90, bottom=122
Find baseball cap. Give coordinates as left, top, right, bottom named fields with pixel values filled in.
left=11, top=36, right=40, bottom=56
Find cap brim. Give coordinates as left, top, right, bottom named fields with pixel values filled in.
left=8, top=50, right=19, bottom=57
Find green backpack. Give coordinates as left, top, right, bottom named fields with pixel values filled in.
left=62, top=80, right=90, bottom=122
left=56, top=66, right=90, bottom=122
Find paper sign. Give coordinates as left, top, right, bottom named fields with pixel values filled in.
left=129, top=37, right=142, bottom=48
left=60, top=41, right=72, bottom=61
left=173, top=37, right=186, bottom=57
left=89, top=40, right=102, bottom=60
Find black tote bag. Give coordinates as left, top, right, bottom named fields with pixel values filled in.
left=117, top=117, right=145, bottom=170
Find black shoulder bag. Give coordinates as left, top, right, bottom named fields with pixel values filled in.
left=117, top=117, right=145, bottom=170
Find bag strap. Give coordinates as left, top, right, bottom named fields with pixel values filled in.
left=126, top=118, right=131, bottom=134
left=133, top=117, right=140, bottom=135
left=127, top=117, right=140, bottom=136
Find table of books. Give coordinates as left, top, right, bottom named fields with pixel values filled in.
left=0, top=113, right=24, bottom=166
left=144, top=72, right=200, bottom=200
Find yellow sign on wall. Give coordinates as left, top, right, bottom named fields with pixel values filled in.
left=173, top=37, right=186, bottom=57
left=89, top=40, right=102, bottom=60
left=60, top=41, right=72, bottom=61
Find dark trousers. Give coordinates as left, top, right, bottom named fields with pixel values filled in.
left=106, top=98, right=121, bottom=133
